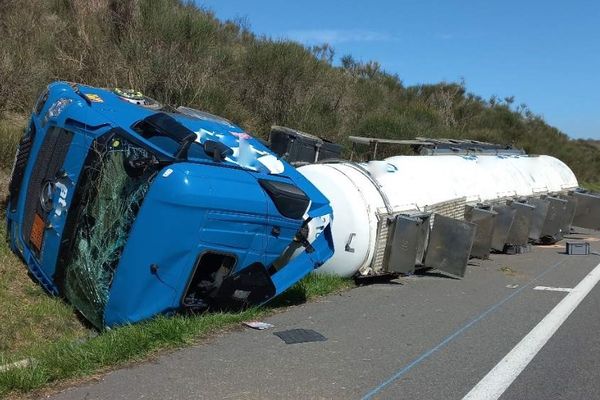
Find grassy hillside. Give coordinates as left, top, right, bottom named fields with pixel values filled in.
left=0, top=0, right=599, bottom=183
left=585, top=140, right=600, bottom=150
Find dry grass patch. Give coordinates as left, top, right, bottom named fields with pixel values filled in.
left=0, top=117, right=25, bottom=171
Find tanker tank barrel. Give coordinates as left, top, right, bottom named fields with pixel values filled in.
left=294, top=134, right=593, bottom=280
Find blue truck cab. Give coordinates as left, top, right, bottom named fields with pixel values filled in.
left=6, top=82, right=334, bottom=328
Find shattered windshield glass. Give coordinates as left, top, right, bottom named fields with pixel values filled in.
left=61, top=136, right=158, bottom=327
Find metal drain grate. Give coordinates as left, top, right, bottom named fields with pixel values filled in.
left=273, top=329, right=327, bottom=344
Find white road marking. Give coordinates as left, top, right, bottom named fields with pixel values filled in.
left=533, top=286, right=573, bottom=292
left=463, top=261, right=600, bottom=400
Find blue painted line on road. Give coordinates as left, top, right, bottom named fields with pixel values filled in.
left=361, top=258, right=567, bottom=400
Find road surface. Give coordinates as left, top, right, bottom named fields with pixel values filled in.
left=49, top=230, right=600, bottom=400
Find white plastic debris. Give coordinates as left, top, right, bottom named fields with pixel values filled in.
left=0, top=358, right=35, bottom=373
left=243, top=321, right=275, bottom=330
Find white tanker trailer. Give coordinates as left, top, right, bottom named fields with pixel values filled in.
left=269, top=133, right=600, bottom=279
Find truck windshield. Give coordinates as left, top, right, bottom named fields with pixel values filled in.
left=132, top=112, right=211, bottom=161
left=144, top=135, right=209, bottom=161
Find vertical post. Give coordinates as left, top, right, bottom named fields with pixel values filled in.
left=314, top=142, right=321, bottom=163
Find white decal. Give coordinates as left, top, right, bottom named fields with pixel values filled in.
left=54, top=182, right=69, bottom=217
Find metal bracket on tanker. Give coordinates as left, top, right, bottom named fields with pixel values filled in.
left=347, top=135, right=526, bottom=160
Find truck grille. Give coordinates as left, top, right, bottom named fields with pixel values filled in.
left=8, top=125, right=36, bottom=212
left=22, top=127, right=73, bottom=253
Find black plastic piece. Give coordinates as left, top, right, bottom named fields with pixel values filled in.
left=182, top=252, right=237, bottom=310
left=259, top=179, right=310, bottom=219
left=203, top=140, right=233, bottom=161
left=150, top=264, right=159, bottom=274
left=34, top=89, right=49, bottom=115
left=132, top=112, right=197, bottom=159
left=215, top=262, right=276, bottom=308
left=504, top=244, right=532, bottom=255
left=269, top=126, right=342, bottom=163
left=294, top=221, right=314, bottom=253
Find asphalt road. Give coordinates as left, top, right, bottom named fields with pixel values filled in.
left=49, top=231, right=600, bottom=400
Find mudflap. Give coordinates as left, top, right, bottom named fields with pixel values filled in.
left=423, top=214, right=476, bottom=278
left=571, top=191, right=600, bottom=230
left=465, top=205, right=497, bottom=259
left=490, top=203, right=516, bottom=252
left=384, top=213, right=431, bottom=274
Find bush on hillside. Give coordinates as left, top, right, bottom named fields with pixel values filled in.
left=0, top=0, right=598, bottom=182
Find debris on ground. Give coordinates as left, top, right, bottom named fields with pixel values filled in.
left=243, top=321, right=274, bottom=330
left=274, top=329, right=327, bottom=344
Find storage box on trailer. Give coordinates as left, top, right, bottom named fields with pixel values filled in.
left=269, top=126, right=342, bottom=163
left=490, top=203, right=517, bottom=252
left=465, top=204, right=497, bottom=259
left=384, top=212, right=431, bottom=274
left=506, top=201, right=535, bottom=246
left=570, top=191, right=600, bottom=230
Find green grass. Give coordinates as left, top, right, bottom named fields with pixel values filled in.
left=581, top=181, right=600, bottom=193
left=0, top=188, right=352, bottom=398
left=0, top=275, right=352, bottom=397
left=0, top=311, right=265, bottom=396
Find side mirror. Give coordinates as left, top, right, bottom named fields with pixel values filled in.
left=204, top=140, right=233, bottom=161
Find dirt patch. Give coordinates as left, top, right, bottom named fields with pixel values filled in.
left=498, top=266, right=518, bottom=277
left=0, top=170, right=9, bottom=202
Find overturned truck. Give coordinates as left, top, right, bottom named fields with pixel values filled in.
left=7, top=82, right=600, bottom=328
left=6, top=82, right=334, bottom=328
